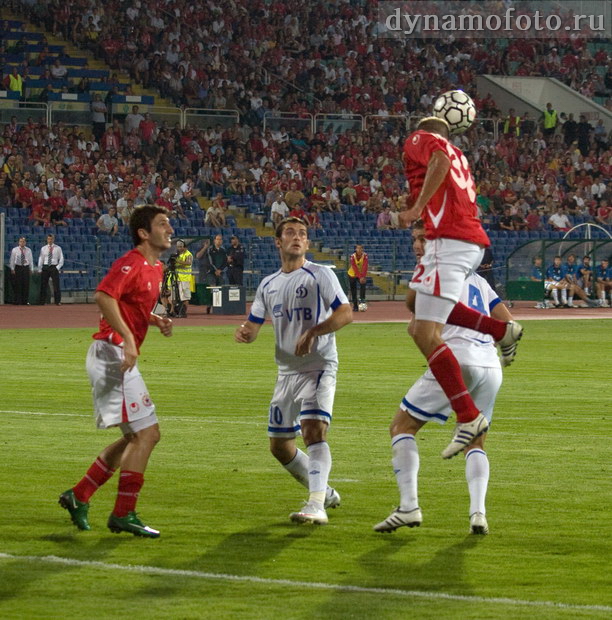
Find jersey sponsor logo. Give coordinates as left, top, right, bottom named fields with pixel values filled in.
left=412, top=135, right=419, bottom=144
left=121, top=265, right=132, bottom=274
left=286, top=307, right=312, bottom=321
left=273, top=303, right=284, bottom=318
left=295, top=285, right=308, bottom=298
left=147, top=281, right=152, bottom=290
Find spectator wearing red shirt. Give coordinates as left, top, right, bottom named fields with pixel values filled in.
left=354, top=177, right=371, bottom=204
left=526, top=207, right=543, bottom=231
left=289, top=204, right=306, bottom=220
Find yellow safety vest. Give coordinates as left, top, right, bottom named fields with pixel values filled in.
left=8, top=74, right=23, bottom=95
left=175, top=250, right=193, bottom=282
left=503, top=116, right=521, bottom=136
left=543, top=109, right=557, bottom=129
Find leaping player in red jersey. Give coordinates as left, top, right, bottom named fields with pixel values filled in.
left=59, top=206, right=174, bottom=538
left=400, top=117, right=523, bottom=459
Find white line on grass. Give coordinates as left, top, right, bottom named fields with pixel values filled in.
left=0, top=553, right=609, bottom=613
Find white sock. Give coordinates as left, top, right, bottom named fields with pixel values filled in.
left=283, top=449, right=335, bottom=499
left=552, top=289, right=559, bottom=304
left=283, top=449, right=309, bottom=488
left=307, top=442, right=332, bottom=508
left=561, top=289, right=567, bottom=304
left=568, top=295, right=573, bottom=305
left=391, top=434, right=419, bottom=511
left=465, top=448, right=489, bottom=515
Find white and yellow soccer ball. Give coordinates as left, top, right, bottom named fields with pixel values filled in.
left=358, top=301, right=368, bottom=312
left=432, top=89, right=476, bottom=134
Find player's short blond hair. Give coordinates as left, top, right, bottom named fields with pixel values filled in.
left=417, top=116, right=450, bottom=138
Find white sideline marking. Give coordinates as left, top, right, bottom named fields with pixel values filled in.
left=0, top=553, right=609, bottom=613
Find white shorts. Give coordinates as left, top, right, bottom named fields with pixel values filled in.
left=268, top=371, right=336, bottom=438
left=86, top=340, right=158, bottom=431
left=544, top=280, right=564, bottom=290
left=409, top=238, right=484, bottom=304
left=400, top=365, right=502, bottom=426
left=176, top=280, right=191, bottom=301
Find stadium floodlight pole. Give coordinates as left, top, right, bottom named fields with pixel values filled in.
left=0, top=211, right=5, bottom=305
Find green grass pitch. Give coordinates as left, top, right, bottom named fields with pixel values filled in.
left=0, top=319, right=610, bottom=619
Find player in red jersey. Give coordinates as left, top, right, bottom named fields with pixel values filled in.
left=59, top=206, right=174, bottom=538
left=401, top=117, right=523, bottom=459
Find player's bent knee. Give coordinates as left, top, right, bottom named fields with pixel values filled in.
left=391, top=409, right=423, bottom=436
left=301, top=420, right=328, bottom=446
left=269, top=438, right=295, bottom=463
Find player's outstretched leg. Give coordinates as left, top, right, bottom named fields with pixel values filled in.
left=447, top=304, right=524, bottom=367
left=442, top=414, right=489, bottom=459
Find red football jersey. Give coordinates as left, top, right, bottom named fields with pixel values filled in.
left=93, top=248, right=163, bottom=351
left=403, top=131, right=490, bottom=246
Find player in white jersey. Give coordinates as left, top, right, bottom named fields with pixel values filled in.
left=374, top=221, right=514, bottom=535
left=235, top=217, right=353, bottom=524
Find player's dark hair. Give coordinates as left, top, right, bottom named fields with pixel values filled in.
left=417, top=117, right=450, bottom=138
left=130, top=205, right=168, bottom=246
left=275, top=216, right=307, bottom=238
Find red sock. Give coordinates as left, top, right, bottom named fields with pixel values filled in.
left=73, top=457, right=115, bottom=503
left=448, top=302, right=507, bottom=341
left=112, top=470, right=144, bottom=517
left=427, top=344, right=479, bottom=423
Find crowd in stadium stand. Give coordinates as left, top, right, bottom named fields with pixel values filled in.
left=8, top=0, right=612, bottom=114
left=0, top=0, right=610, bottom=235
left=1, top=111, right=610, bottom=232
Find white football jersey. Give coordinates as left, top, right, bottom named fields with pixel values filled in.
left=443, top=272, right=502, bottom=369
left=249, top=261, right=349, bottom=373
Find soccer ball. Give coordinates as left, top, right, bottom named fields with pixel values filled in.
left=358, top=301, right=368, bottom=312
left=432, top=90, right=476, bottom=134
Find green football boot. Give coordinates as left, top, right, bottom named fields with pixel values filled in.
left=107, top=512, right=160, bottom=538
left=59, top=489, right=91, bottom=531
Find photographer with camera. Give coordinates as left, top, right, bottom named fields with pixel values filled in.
left=173, top=239, right=193, bottom=318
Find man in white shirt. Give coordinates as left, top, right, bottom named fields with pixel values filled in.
left=97, top=207, right=119, bottom=236
left=38, top=233, right=64, bottom=305
left=67, top=189, right=87, bottom=218
left=124, top=105, right=145, bottom=134
left=9, top=236, right=34, bottom=304
left=270, top=191, right=289, bottom=226
left=548, top=206, right=572, bottom=231
left=235, top=217, right=353, bottom=525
